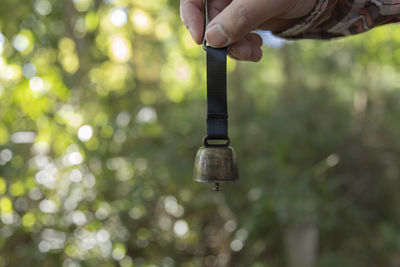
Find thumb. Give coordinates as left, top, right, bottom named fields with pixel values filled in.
left=205, top=0, right=285, bottom=47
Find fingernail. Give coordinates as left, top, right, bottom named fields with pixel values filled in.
left=205, top=24, right=229, bottom=47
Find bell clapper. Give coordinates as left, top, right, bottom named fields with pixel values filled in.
left=213, top=183, right=221, bottom=191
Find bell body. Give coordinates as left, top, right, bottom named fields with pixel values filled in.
left=193, top=146, right=239, bottom=183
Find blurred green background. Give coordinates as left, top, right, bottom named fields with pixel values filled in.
left=2, top=0, right=400, bottom=266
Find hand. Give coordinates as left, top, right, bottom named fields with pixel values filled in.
left=180, top=0, right=316, bottom=61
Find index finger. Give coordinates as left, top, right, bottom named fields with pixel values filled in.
left=180, top=0, right=204, bottom=44
left=206, top=0, right=286, bottom=47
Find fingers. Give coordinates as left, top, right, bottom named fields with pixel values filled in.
left=228, top=33, right=263, bottom=62
left=208, top=0, right=231, bottom=21
left=180, top=0, right=232, bottom=44
left=205, top=0, right=286, bottom=47
left=180, top=0, right=204, bottom=44
left=181, top=0, right=264, bottom=62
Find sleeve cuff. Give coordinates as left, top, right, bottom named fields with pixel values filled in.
left=275, top=0, right=400, bottom=40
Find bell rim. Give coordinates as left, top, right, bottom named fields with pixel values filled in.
left=193, top=177, right=239, bottom=183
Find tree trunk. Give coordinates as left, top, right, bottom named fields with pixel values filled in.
left=283, top=221, right=319, bottom=267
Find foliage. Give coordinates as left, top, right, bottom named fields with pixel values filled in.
left=1, top=0, right=400, bottom=266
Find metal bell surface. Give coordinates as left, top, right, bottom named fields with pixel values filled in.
left=193, top=146, right=239, bottom=183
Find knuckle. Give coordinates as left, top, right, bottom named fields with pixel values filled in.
left=231, top=3, right=251, bottom=33
left=222, top=3, right=252, bottom=41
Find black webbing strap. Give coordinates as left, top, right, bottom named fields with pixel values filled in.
left=206, top=46, right=228, bottom=141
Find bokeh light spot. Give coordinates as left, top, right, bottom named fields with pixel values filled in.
left=78, top=125, right=93, bottom=142
left=136, top=107, right=157, bottom=124
left=0, top=32, right=5, bottom=54
left=224, top=220, right=237, bottom=233
left=29, top=76, right=44, bottom=92
left=22, top=213, right=36, bottom=227
left=173, top=220, right=188, bottom=237
left=0, top=149, right=12, bottom=163
left=326, top=154, right=340, bottom=167
left=131, top=10, right=152, bottom=33
left=72, top=210, right=86, bottom=225
left=110, top=8, right=128, bottom=27
left=10, top=181, right=25, bottom=196
left=0, top=178, right=6, bottom=194
left=34, top=0, right=52, bottom=16
left=0, top=197, right=12, bottom=213
left=22, top=63, right=37, bottom=78
left=230, top=240, right=244, bottom=252
left=39, top=199, right=58, bottom=213
left=109, top=35, right=131, bottom=62
left=13, top=35, right=29, bottom=52
left=11, top=131, right=36, bottom=144
left=112, top=244, right=126, bottom=261
left=72, top=0, right=92, bottom=12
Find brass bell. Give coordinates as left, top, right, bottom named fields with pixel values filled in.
left=193, top=137, right=239, bottom=191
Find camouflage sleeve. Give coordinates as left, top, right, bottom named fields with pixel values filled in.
left=277, top=0, right=400, bottom=39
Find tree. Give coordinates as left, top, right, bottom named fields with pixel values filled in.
left=1, top=0, right=400, bottom=266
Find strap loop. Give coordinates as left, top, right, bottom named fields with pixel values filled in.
left=206, top=46, right=228, bottom=139
left=203, top=136, right=230, bottom=147
left=203, top=0, right=229, bottom=144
